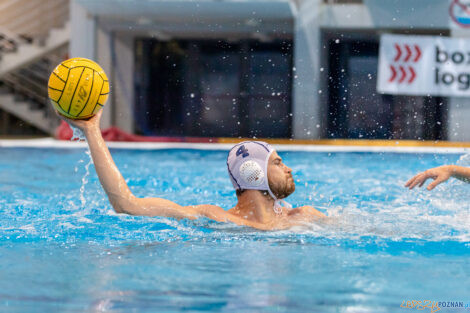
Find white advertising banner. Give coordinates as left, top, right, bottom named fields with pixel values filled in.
left=377, top=34, right=470, bottom=97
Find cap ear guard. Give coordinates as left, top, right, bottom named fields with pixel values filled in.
left=239, top=160, right=265, bottom=187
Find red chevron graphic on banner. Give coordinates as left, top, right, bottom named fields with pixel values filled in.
left=404, top=45, right=412, bottom=62
left=393, top=44, right=422, bottom=63
left=389, top=65, right=397, bottom=82
left=394, top=44, right=402, bottom=62
left=413, top=45, right=421, bottom=62
left=408, top=67, right=416, bottom=83
left=399, top=66, right=407, bottom=83
left=388, top=65, right=417, bottom=84
left=389, top=43, right=422, bottom=84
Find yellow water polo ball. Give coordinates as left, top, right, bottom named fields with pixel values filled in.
left=48, top=57, right=109, bottom=119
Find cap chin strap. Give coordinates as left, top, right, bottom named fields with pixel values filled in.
left=267, top=188, right=292, bottom=215
left=273, top=199, right=293, bottom=214
left=264, top=150, right=292, bottom=214
left=263, top=150, right=292, bottom=215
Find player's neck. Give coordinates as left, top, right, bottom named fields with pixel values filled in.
left=234, top=190, right=277, bottom=223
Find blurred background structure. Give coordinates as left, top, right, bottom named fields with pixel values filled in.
left=0, top=0, right=467, bottom=141
left=0, top=0, right=68, bottom=136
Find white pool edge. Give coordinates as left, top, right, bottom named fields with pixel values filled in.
left=1, top=138, right=469, bottom=154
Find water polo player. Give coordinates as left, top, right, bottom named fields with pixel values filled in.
left=58, top=110, right=325, bottom=230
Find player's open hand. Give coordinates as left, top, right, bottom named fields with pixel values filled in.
left=55, top=109, right=103, bottom=132
left=404, top=165, right=453, bottom=191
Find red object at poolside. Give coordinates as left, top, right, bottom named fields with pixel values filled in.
left=56, top=121, right=74, bottom=140
left=55, top=121, right=216, bottom=143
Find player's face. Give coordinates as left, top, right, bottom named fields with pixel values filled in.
left=267, top=151, right=295, bottom=199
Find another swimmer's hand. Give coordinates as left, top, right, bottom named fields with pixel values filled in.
left=404, top=165, right=453, bottom=191
left=55, top=109, right=103, bottom=133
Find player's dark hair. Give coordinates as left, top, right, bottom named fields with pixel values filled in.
left=236, top=189, right=245, bottom=197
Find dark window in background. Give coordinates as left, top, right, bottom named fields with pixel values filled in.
left=134, top=39, right=292, bottom=138
left=328, top=39, right=447, bottom=140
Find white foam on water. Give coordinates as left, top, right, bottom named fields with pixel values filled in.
left=293, top=180, right=470, bottom=242
left=18, top=224, right=37, bottom=234
left=70, top=213, right=93, bottom=224
left=457, top=153, right=470, bottom=166
left=57, top=222, right=84, bottom=229
left=14, top=199, right=35, bottom=206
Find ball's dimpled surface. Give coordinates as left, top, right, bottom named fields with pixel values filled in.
left=48, top=58, right=109, bottom=119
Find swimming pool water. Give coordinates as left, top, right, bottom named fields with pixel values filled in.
left=1, top=147, right=469, bottom=312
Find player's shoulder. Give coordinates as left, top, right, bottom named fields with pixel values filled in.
left=192, top=205, right=272, bottom=230
left=289, top=205, right=326, bottom=218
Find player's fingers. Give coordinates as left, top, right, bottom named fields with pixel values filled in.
left=404, top=178, right=413, bottom=187
left=408, top=179, right=419, bottom=189
left=405, top=174, right=420, bottom=187
left=409, top=178, right=424, bottom=189
left=405, top=178, right=416, bottom=189
left=427, top=176, right=446, bottom=190
left=407, top=173, right=426, bottom=189
left=418, top=176, right=429, bottom=187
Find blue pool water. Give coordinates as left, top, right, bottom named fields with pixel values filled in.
left=1, top=146, right=470, bottom=312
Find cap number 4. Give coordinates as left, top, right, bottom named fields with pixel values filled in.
left=236, top=145, right=249, bottom=158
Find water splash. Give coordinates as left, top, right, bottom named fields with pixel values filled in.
left=456, top=153, right=470, bottom=166
left=79, top=149, right=93, bottom=208
left=70, top=125, right=86, bottom=141
left=69, top=123, right=94, bottom=210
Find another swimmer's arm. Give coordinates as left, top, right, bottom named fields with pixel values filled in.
left=405, top=165, right=470, bottom=191
left=450, top=166, right=470, bottom=183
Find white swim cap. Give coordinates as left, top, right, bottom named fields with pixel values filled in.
left=227, top=141, right=292, bottom=213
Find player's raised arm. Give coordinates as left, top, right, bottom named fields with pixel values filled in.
left=405, top=165, right=470, bottom=190
left=57, top=110, right=197, bottom=219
